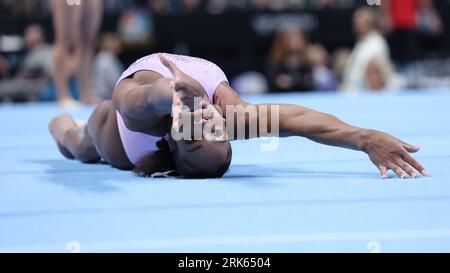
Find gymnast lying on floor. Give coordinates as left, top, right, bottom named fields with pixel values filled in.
left=49, top=53, right=427, bottom=179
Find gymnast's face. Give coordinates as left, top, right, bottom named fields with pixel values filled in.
left=168, top=89, right=231, bottom=177
left=167, top=137, right=232, bottom=178
left=167, top=103, right=231, bottom=178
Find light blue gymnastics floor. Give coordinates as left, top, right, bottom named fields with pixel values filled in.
left=1, top=91, right=450, bottom=253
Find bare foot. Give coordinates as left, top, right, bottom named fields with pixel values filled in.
left=49, top=115, right=78, bottom=159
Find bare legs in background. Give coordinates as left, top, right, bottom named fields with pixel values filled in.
left=51, top=0, right=103, bottom=107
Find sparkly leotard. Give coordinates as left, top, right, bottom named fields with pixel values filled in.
left=116, top=53, right=228, bottom=165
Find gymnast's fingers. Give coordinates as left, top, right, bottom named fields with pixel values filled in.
left=402, top=152, right=428, bottom=176
left=396, top=158, right=417, bottom=179
left=390, top=164, right=408, bottom=179
left=379, top=165, right=388, bottom=180
left=402, top=142, right=421, bottom=153
left=159, top=54, right=183, bottom=77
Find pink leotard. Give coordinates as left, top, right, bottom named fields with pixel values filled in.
left=116, top=53, right=228, bottom=165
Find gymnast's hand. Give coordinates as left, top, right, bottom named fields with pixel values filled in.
left=362, top=130, right=428, bottom=179
left=159, top=55, right=208, bottom=110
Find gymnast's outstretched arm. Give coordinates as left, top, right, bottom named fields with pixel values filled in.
left=213, top=84, right=427, bottom=179
left=160, top=55, right=428, bottom=179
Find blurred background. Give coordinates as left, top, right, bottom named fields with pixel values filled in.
left=0, top=0, right=449, bottom=103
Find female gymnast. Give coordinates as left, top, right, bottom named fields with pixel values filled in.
left=51, top=0, right=102, bottom=106
left=49, top=53, right=428, bottom=179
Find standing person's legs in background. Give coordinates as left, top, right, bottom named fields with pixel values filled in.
left=51, top=0, right=82, bottom=107
left=51, top=0, right=103, bottom=106
left=78, top=0, right=103, bottom=104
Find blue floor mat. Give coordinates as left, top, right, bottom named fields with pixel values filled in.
left=1, top=91, right=449, bottom=252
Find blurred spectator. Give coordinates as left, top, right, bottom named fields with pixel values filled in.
left=364, top=57, right=391, bottom=91
left=4, top=0, right=49, bottom=18
left=307, top=44, right=337, bottom=91
left=342, top=8, right=392, bottom=91
left=148, top=0, right=171, bottom=14
left=118, top=4, right=153, bottom=44
left=415, top=0, right=443, bottom=60
left=379, top=0, right=418, bottom=62
left=0, top=0, right=364, bottom=17
left=206, top=0, right=228, bottom=14
left=266, top=26, right=314, bottom=92
left=250, top=0, right=268, bottom=10
left=0, top=24, right=53, bottom=102
left=93, top=34, right=124, bottom=100
left=266, top=0, right=292, bottom=11
left=331, top=48, right=351, bottom=85
left=103, top=0, right=132, bottom=14
left=206, top=0, right=248, bottom=14
left=309, top=0, right=355, bottom=9
left=19, top=24, right=53, bottom=79
left=1, top=0, right=447, bottom=97
left=416, top=0, right=442, bottom=35
left=231, top=71, right=269, bottom=95
left=380, top=0, right=442, bottom=63
left=181, top=0, right=204, bottom=13
left=0, top=55, right=10, bottom=78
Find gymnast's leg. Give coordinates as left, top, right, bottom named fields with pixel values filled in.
left=49, top=114, right=100, bottom=163
left=49, top=101, right=132, bottom=169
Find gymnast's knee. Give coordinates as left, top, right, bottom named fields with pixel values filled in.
left=64, top=128, right=100, bottom=163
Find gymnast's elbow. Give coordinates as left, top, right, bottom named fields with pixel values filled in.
left=113, top=87, right=150, bottom=121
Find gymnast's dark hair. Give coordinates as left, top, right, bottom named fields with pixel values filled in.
left=133, top=138, right=176, bottom=177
